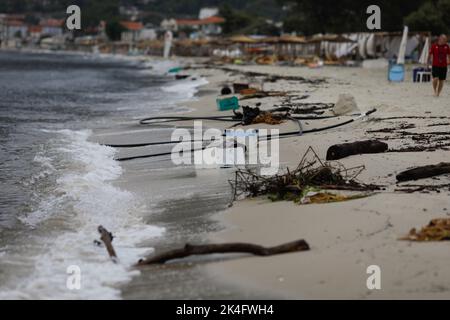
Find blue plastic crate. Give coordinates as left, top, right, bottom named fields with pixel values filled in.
left=216, top=96, right=240, bottom=111
left=388, top=64, right=405, bottom=82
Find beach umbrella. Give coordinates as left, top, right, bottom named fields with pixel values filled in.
left=419, top=37, right=430, bottom=65
left=366, top=33, right=376, bottom=57
left=163, top=31, right=173, bottom=59
left=397, top=26, right=408, bottom=65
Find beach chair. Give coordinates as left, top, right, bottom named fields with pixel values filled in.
left=416, top=70, right=432, bottom=83
left=413, top=67, right=432, bottom=82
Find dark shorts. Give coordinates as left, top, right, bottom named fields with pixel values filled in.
left=432, top=66, right=448, bottom=80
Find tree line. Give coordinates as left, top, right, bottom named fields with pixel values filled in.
left=1, top=0, right=449, bottom=36
left=278, top=0, right=450, bottom=35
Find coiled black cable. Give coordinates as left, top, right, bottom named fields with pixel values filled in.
left=113, top=109, right=377, bottom=161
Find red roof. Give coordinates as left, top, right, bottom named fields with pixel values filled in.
left=28, top=25, right=43, bottom=33
left=5, top=14, right=26, bottom=21
left=120, top=21, right=144, bottom=31
left=176, top=16, right=225, bottom=27
left=201, top=16, right=225, bottom=25
left=40, top=19, right=64, bottom=28
left=6, top=20, right=26, bottom=27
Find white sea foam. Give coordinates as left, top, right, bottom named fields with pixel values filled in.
left=1, top=129, right=164, bottom=299
left=143, top=59, right=181, bottom=75
left=162, top=77, right=209, bottom=99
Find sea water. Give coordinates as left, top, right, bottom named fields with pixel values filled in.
left=0, top=51, right=205, bottom=299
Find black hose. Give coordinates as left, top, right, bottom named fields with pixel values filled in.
left=114, top=109, right=377, bottom=161
left=107, top=113, right=356, bottom=148
left=138, top=114, right=338, bottom=126
left=139, top=115, right=239, bottom=125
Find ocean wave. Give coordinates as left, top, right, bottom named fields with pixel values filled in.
left=162, top=77, right=209, bottom=99
left=1, top=129, right=164, bottom=299
left=142, top=59, right=181, bottom=75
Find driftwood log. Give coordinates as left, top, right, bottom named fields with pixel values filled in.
left=396, top=163, right=450, bottom=182
left=326, top=140, right=388, bottom=161
left=137, top=239, right=310, bottom=266
left=98, top=226, right=118, bottom=263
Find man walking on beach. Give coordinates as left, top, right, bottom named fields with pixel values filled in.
left=429, top=34, right=450, bottom=97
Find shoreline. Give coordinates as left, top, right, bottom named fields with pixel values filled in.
left=90, top=61, right=264, bottom=299
left=162, top=62, right=450, bottom=299
left=2, top=48, right=450, bottom=299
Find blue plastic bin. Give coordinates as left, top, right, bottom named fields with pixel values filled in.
left=388, top=64, right=405, bottom=82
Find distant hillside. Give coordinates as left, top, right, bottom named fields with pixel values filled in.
left=0, top=0, right=282, bottom=20
left=137, top=0, right=285, bottom=20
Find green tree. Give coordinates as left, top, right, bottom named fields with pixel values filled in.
left=405, top=0, right=448, bottom=34
left=219, top=3, right=253, bottom=35
left=278, top=0, right=425, bottom=35
left=105, top=19, right=125, bottom=41
left=67, top=0, right=120, bottom=29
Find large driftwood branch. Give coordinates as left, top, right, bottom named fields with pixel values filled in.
left=397, top=163, right=450, bottom=182
left=326, top=140, right=388, bottom=161
left=98, top=226, right=118, bottom=263
left=137, top=239, right=310, bottom=266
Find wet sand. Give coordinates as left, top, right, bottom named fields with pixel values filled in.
left=201, top=64, right=450, bottom=299
left=96, top=60, right=450, bottom=299
left=92, top=95, right=272, bottom=299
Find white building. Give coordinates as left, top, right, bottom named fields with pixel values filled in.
left=120, top=21, right=144, bottom=43
left=139, top=27, right=157, bottom=41
left=161, top=19, right=178, bottom=32
left=5, top=20, right=28, bottom=38
left=40, top=19, right=64, bottom=37
left=198, top=7, right=219, bottom=20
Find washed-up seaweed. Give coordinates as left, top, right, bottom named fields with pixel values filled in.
left=214, top=67, right=327, bottom=85
left=395, top=131, right=450, bottom=137
left=366, top=123, right=416, bottom=133
left=372, top=116, right=450, bottom=122
left=299, top=188, right=370, bottom=204
left=252, top=112, right=284, bottom=125
left=271, top=102, right=334, bottom=115
left=233, top=103, right=334, bottom=126
left=401, top=219, right=450, bottom=241
left=230, top=147, right=380, bottom=202
left=239, top=90, right=287, bottom=100
left=395, top=183, right=450, bottom=193
left=389, top=143, right=450, bottom=153
left=232, top=106, right=285, bottom=125
left=427, top=123, right=450, bottom=127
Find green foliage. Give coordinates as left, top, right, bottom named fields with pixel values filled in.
left=142, top=0, right=284, bottom=20
left=282, top=15, right=312, bottom=35
left=105, top=19, right=125, bottom=41
left=219, top=4, right=253, bottom=35
left=78, top=0, right=120, bottom=28
left=3, top=0, right=450, bottom=36
left=278, top=0, right=426, bottom=35
left=405, top=0, right=450, bottom=34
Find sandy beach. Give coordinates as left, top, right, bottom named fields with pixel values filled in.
left=142, top=62, right=450, bottom=299
left=2, top=50, right=449, bottom=300
left=5, top=0, right=450, bottom=306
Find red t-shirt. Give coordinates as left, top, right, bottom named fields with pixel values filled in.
left=429, top=43, right=450, bottom=67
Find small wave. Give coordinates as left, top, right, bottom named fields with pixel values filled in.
left=162, top=77, right=209, bottom=99
left=143, top=59, right=182, bottom=75
left=1, top=129, right=164, bottom=299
